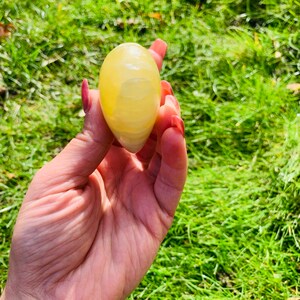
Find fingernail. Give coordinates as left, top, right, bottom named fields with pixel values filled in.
left=166, top=95, right=181, bottom=115
left=81, top=79, right=90, bottom=113
left=150, top=39, right=168, bottom=58
left=171, top=115, right=185, bottom=137
left=162, top=80, right=174, bottom=96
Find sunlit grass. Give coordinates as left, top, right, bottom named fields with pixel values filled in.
left=1, top=0, right=300, bottom=298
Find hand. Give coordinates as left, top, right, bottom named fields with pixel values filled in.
left=1, top=39, right=187, bottom=300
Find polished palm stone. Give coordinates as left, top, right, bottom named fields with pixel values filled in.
left=99, top=43, right=161, bottom=153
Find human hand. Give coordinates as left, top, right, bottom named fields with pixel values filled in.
left=1, top=39, right=187, bottom=300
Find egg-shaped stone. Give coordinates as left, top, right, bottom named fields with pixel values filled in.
left=99, top=43, right=161, bottom=153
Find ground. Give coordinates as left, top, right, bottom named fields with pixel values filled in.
left=0, top=0, right=300, bottom=299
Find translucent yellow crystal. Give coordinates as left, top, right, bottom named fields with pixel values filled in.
left=99, top=43, right=161, bottom=153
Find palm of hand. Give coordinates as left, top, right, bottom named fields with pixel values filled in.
left=12, top=139, right=182, bottom=299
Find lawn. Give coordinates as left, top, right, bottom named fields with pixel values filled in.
left=1, top=0, right=300, bottom=298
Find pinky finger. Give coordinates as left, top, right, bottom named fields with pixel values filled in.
left=154, top=123, right=188, bottom=217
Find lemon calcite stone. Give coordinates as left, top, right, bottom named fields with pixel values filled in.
left=99, top=43, right=161, bottom=153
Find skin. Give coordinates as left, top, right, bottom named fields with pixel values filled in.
left=1, top=39, right=187, bottom=300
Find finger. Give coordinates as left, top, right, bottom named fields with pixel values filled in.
left=160, top=80, right=174, bottom=106
left=145, top=98, right=179, bottom=178
left=154, top=122, right=187, bottom=217
left=140, top=101, right=176, bottom=172
left=164, top=94, right=181, bottom=116
left=135, top=132, right=157, bottom=168
left=155, top=95, right=181, bottom=154
left=136, top=80, right=176, bottom=166
left=148, top=39, right=167, bottom=71
left=146, top=92, right=186, bottom=215
left=32, top=79, right=114, bottom=192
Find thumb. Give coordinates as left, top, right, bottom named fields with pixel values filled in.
left=32, top=79, right=113, bottom=192
left=53, top=79, right=114, bottom=177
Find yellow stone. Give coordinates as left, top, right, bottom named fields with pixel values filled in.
left=99, top=43, right=161, bottom=153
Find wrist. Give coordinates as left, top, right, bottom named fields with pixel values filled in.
left=1, top=283, right=37, bottom=300
left=1, top=287, right=13, bottom=300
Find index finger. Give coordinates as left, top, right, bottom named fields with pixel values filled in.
left=148, top=39, right=168, bottom=71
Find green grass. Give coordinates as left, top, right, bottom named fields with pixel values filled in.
left=1, top=0, right=300, bottom=298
